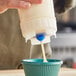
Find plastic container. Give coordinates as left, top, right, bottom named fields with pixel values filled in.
left=22, top=59, right=63, bottom=76
left=18, top=0, right=57, bottom=42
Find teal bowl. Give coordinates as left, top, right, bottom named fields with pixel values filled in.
left=22, top=59, right=63, bottom=76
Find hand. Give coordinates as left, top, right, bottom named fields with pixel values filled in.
left=0, top=0, right=42, bottom=13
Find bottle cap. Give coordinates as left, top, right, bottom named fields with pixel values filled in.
left=36, top=33, right=45, bottom=41
left=31, top=35, right=51, bottom=45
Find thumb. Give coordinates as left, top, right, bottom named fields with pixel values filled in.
left=8, top=1, right=31, bottom=9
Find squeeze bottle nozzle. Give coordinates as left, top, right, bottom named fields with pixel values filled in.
left=36, top=33, right=45, bottom=41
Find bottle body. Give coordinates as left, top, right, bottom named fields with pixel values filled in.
left=18, top=0, right=57, bottom=44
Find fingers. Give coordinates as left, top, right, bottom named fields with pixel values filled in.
left=8, top=0, right=42, bottom=9
left=0, top=0, right=42, bottom=13
left=8, top=1, right=31, bottom=9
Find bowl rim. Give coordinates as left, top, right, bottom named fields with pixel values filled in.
left=22, top=59, right=63, bottom=65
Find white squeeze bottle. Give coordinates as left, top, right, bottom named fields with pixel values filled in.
left=18, top=0, right=57, bottom=62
